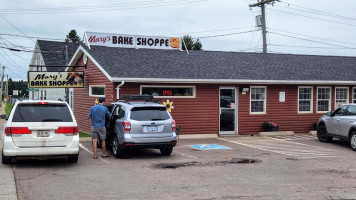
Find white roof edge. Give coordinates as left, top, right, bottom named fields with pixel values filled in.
left=110, top=78, right=356, bottom=85
left=66, top=46, right=113, bottom=81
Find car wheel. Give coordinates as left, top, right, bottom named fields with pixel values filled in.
left=160, top=147, right=173, bottom=156
left=317, top=124, right=333, bottom=143
left=112, top=136, right=124, bottom=158
left=68, top=154, right=79, bottom=163
left=350, top=131, right=356, bottom=151
left=2, top=151, right=12, bottom=165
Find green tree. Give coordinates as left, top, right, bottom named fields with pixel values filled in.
left=65, top=29, right=81, bottom=43
left=182, top=35, right=203, bottom=50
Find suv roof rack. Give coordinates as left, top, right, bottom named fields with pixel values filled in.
left=118, top=95, right=161, bottom=104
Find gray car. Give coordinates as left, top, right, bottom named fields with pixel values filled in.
left=317, top=104, right=356, bottom=151
left=105, top=95, right=177, bottom=157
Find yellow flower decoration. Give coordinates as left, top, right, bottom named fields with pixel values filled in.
left=95, top=98, right=99, bottom=105
left=163, top=99, right=174, bottom=112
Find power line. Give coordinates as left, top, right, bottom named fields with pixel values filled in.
left=0, top=14, right=35, bottom=43
left=279, top=1, right=356, bottom=21
left=269, top=8, right=356, bottom=27
left=269, top=31, right=356, bottom=49
left=0, top=33, right=63, bottom=41
left=171, top=26, right=255, bottom=36
left=195, top=30, right=258, bottom=39
left=0, top=0, right=208, bottom=15
left=269, top=28, right=356, bottom=46
left=269, top=44, right=356, bottom=50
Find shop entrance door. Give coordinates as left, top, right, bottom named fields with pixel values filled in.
left=219, top=87, right=238, bottom=135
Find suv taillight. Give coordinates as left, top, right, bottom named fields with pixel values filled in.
left=122, top=121, right=131, bottom=132
left=172, top=120, right=176, bottom=131
left=55, top=126, right=79, bottom=135
left=5, top=127, right=32, bottom=135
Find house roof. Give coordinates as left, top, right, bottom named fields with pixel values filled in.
left=37, top=40, right=80, bottom=71
left=72, top=44, right=356, bottom=84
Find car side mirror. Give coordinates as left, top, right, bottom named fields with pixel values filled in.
left=326, top=112, right=332, bottom=117
left=0, top=114, right=7, bottom=120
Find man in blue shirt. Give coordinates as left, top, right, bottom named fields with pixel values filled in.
left=88, top=97, right=111, bottom=159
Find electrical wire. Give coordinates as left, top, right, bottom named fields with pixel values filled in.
left=0, top=14, right=35, bottom=43
left=171, top=26, right=255, bottom=36
left=0, top=33, right=63, bottom=41
left=269, top=31, right=356, bottom=49
left=279, top=1, right=356, bottom=21
left=268, top=44, right=356, bottom=50
left=0, top=0, right=208, bottom=15
left=269, top=8, right=356, bottom=27
left=195, top=30, right=258, bottom=39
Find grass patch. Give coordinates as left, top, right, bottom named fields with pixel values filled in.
left=79, top=131, right=91, bottom=138
left=5, top=103, right=14, bottom=116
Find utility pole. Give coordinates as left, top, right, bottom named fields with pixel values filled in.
left=6, top=74, right=8, bottom=102
left=249, top=0, right=279, bottom=53
left=0, top=66, right=5, bottom=107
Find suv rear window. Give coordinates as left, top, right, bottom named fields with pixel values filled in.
left=130, top=107, right=170, bottom=121
left=12, top=104, right=73, bottom=122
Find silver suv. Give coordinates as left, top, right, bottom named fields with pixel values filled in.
left=317, top=104, right=356, bottom=151
left=105, top=95, right=177, bottom=157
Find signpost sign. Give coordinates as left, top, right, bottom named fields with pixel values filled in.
left=28, top=72, right=84, bottom=88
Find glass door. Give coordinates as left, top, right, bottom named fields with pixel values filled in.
left=219, top=87, right=237, bottom=135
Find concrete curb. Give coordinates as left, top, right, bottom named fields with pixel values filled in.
left=257, top=131, right=294, bottom=136
left=79, top=137, right=92, bottom=142
left=178, top=134, right=218, bottom=139
left=309, top=131, right=317, bottom=136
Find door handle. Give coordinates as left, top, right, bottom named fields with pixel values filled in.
left=336, top=119, right=340, bottom=121
left=351, top=120, right=354, bottom=123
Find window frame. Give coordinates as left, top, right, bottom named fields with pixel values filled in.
left=316, top=86, right=331, bottom=113
left=335, top=87, right=349, bottom=108
left=140, top=85, right=196, bottom=98
left=89, top=85, right=105, bottom=97
left=298, top=86, right=313, bottom=113
left=250, top=86, right=267, bottom=114
left=353, top=87, right=356, bottom=104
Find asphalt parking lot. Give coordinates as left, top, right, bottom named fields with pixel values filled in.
left=4, top=134, right=356, bottom=200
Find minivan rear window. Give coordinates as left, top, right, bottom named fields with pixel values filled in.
left=12, top=104, right=73, bottom=122
left=130, top=107, right=170, bottom=121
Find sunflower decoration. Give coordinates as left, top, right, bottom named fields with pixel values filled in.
left=163, top=99, right=174, bottom=112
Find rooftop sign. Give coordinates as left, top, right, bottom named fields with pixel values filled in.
left=84, top=31, right=181, bottom=50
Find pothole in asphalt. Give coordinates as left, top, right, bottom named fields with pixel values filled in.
left=153, top=158, right=262, bottom=169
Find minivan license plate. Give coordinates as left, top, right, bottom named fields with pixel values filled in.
left=147, top=126, right=158, bottom=132
left=37, top=131, right=49, bottom=137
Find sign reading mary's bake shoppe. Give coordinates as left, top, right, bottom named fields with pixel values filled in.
left=84, top=32, right=182, bottom=50
left=28, top=72, right=84, bottom=88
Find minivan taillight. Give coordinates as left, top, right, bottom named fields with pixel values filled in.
left=5, top=127, right=32, bottom=135
left=122, top=121, right=131, bottom=132
left=55, top=126, right=79, bottom=135
left=172, top=120, right=176, bottom=131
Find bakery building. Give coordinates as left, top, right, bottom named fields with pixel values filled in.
left=59, top=32, right=356, bottom=136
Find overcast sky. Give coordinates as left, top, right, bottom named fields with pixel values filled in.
left=1, top=0, right=356, bottom=81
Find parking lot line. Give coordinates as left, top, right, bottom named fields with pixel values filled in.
left=218, top=137, right=340, bottom=159
left=79, top=143, right=110, bottom=163
left=174, top=151, right=198, bottom=159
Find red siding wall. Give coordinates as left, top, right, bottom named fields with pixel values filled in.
left=118, top=83, right=219, bottom=135
left=73, top=57, right=114, bottom=133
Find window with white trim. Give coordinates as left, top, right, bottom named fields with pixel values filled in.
left=353, top=87, right=356, bottom=104
left=317, top=87, right=331, bottom=112
left=89, top=85, right=105, bottom=97
left=298, top=86, right=313, bottom=113
left=335, top=87, right=349, bottom=108
left=140, top=85, right=195, bottom=98
left=250, top=86, right=266, bottom=114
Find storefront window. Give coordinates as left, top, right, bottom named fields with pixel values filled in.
left=335, top=87, right=349, bottom=108
left=250, top=86, right=266, bottom=114
left=89, top=85, right=105, bottom=97
left=141, top=85, right=195, bottom=98
left=317, top=87, right=331, bottom=112
left=298, top=87, right=313, bottom=113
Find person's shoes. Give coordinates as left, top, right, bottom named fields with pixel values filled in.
left=93, top=156, right=98, bottom=159
left=102, top=154, right=111, bottom=158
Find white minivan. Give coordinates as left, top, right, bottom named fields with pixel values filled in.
left=2, top=100, right=79, bottom=164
